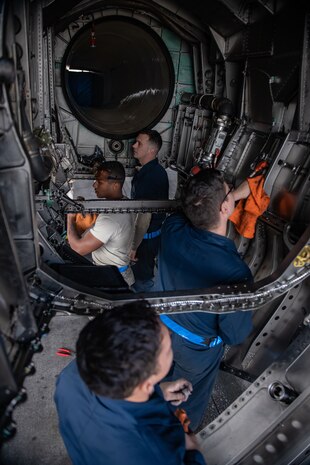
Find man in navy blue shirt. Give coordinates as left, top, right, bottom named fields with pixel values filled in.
left=55, top=302, right=206, bottom=465
left=130, top=130, right=169, bottom=292
left=154, top=169, right=253, bottom=431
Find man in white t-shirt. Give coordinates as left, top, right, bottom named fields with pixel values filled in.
left=67, top=161, right=135, bottom=286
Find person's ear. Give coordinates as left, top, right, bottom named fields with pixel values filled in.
left=219, top=201, right=226, bottom=215
left=220, top=199, right=230, bottom=217
left=148, top=144, right=155, bottom=156
left=140, top=378, right=155, bottom=397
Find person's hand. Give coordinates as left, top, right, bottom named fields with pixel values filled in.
left=185, top=433, right=200, bottom=451
left=160, top=379, right=193, bottom=406
left=129, top=249, right=138, bottom=262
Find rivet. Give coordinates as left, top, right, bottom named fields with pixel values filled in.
left=253, top=454, right=264, bottom=463
left=277, top=433, right=288, bottom=442
left=265, top=444, right=276, bottom=453
left=292, top=420, right=302, bottom=429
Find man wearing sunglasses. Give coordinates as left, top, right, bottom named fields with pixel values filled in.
left=67, top=161, right=135, bottom=286
left=154, top=168, right=253, bottom=432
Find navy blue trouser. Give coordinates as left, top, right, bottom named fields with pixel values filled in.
left=132, top=236, right=160, bottom=292
left=164, top=331, right=224, bottom=431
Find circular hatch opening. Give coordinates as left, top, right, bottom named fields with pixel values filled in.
left=62, top=16, right=175, bottom=139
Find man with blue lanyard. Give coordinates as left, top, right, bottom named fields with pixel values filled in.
left=67, top=161, right=135, bottom=286
left=154, top=169, right=253, bottom=431
left=130, top=129, right=169, bottom=292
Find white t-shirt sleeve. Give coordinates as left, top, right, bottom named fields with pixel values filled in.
left=90, top=214, right=116, bottom=244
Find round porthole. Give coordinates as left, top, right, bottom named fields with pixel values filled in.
left=62, top=16, right=175, bottom=139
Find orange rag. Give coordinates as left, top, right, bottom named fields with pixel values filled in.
left=175, top=408, right=191, bottom=433
left=229, top=174, right=270, bottom=239
left=75, top=213, right=98, bottom=235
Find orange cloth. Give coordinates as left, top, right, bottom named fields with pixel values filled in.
left=229, top=174, right=270, bottom=239
left=175, top=408, right=191, bottom=433
left=75, top=213, right=98, bottom=235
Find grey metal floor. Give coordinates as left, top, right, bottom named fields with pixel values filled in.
left=197, top=369, right=250, bottom=433
left=0, top=313, right=89, bottom=465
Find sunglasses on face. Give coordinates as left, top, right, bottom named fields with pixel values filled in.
left=219, top=184, right=234, bottom=210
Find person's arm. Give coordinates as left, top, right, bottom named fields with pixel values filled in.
left=159, top=379, right=193, bottom=406
left=159, top=380, right=206, bottom=464
left=233, top=180, right=250, bottom=202
left=129, top=213, right=152, bottom=261
left=67, top=213, right=103, bottom=256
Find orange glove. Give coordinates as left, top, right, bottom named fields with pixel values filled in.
left=175, top=408, right=191, bottom=433
left=75, top=213, right=98, bottom=235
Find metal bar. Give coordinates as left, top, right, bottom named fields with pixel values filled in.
left=36, top=198, right=180, bottom=213
left=37, top=246, right=310, bottom=315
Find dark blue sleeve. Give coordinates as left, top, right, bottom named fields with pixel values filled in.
left=184, top=450, right=207, bottom=465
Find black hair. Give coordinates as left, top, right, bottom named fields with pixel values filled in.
left=181, top=169, right=226, bottom=230
left=139, top=129, right=162, bottom=152
left=96, top=161, right=125, bottom=185
left=76, top=302, right=162, bottom=399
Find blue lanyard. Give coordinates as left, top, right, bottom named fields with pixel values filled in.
left=160, top=315, right=223, bottom=348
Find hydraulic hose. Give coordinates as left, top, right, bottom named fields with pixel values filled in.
left=181, top=93, right=234, bottom=118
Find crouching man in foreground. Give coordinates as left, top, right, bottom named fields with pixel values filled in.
left=54, top=302, right=206, bottom=465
